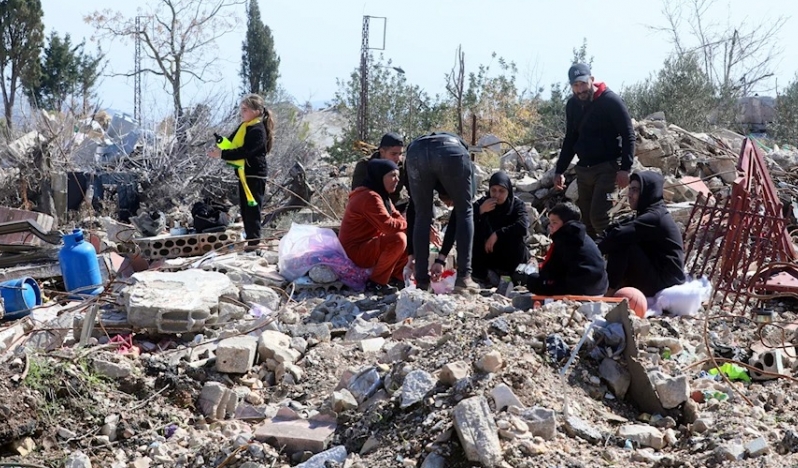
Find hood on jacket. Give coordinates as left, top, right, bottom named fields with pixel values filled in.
left=631, top=171, right=665, bottom=213
left=552, top=220, right=587, bottom=244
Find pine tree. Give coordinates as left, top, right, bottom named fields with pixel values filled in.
left=240, top=0, right=279, bottom=95
left=0, top=0, right=44, bottom=128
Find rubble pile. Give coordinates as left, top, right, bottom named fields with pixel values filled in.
left=3, top=113, right=798, bottom=467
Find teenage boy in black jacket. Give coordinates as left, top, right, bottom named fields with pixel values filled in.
left=524, top=202, right=608, bottom=296
left=553, top=63, right=636, bottom=239
left=598, top=171, right=686, bottom=297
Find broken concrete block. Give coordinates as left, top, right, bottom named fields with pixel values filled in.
left=11, top=437, right=35, bottom=456
left=716, top=440, right=745, bottom=461
left=93, top=358, right=133, bottom=379
left=347, top=367, right=382, bottom=404
left=745, top=436, right=769, bottom=457
left=330, top=389, right=358, bottom=413
left=257, top=330, right=292, bottom=361
left=513, top=406, right=556, bottom=441
left=215, top=336, right=258, bottom=374
left=123, top=270, right=238, bottom=333
left=344, top=317, right=389, bottom=341
left=476, top=350, right=503, bottom=373
left=239, top=284, right=281, bottom=311
left=392, top=322, right=442, bottom=341
left=452, top=396, right=503, bottom=467
left=491, top=383, right=524, bottom=411
left=619, top=424, right=665, bottom=450
left=399, top=370, right=437, bottom=409
left=439, top=361, right=470, bottom=385
left=750, top=350, right=785, bottom=380
left=198, top=382, right=238, bottom=420
left=295, top=445, right=347, bottom=468
left=564, top=415, right=602, bottom=444
left=359, top=337, right=385, bottom=353
left=708, top=157, right=738, bottom=183
left=599, top=358, right=631, bottom=399
left=286, top=323, right=331, bottom=343
left=272, top=346, right=301, bottom=364
left=64, top=451, right=92, bottom=468
left=254, top=408, right=337, bottom=454
left=654, top=375, right=689, bottom=409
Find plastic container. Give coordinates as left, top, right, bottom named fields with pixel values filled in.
left=0, top=277, right=42, bottom=320
left=59, top=228, right=104, bottom=296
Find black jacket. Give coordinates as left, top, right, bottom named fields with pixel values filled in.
left=529, top=221, right=608, bottom=296
left=221, top=122, right=269, bottom=177
left=598, top=171, right=686, bottom=290
left=555, top=84, right=636, bottom=174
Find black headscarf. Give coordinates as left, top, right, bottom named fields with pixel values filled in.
left=364, top=159, right=400, bottom=213
left=487, top=171, right=515, bottom=216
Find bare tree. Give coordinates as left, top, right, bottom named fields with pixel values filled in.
left=85, top=0, right=245, bottom=127
left=445, top=45, right=465, bottom=136
left=650, top=0, right=786, bottom=96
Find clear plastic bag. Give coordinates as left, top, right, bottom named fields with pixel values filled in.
left=278, top=223, right=371, bottom=290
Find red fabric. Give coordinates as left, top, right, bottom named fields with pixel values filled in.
left=593, top=81, right=607, bottom=99
left=339, top=187, right=408, bottom=284
left=539, top=244, right=555, bottom=269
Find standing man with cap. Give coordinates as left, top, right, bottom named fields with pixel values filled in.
left=553, top=63, right=636, bottom=239
left=351, top=132, right=407, bottom=210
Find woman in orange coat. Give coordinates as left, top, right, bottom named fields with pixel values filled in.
left=339, top=159, right=408, bottom=293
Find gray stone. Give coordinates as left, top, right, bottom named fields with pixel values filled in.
left=396, top=288, right=458, bottom=322
left=330, top=389, right=358, bottom=413
left=515, top=406, right=556, bottom=441
left=295, top=445, right=347, bottom=468
left=215, top=336, right=258, bottom=374
left=745, top=436, right=769, bottom=457
left=287, top=323, right=331, bottom=343
left=308, top=265, right=338, bottom=284
left=655, top=375, right=690, bottom=409
left=476, top=350, right=503, bottom=373
left=452, top=396, right=503, bottom=467
left=692, top=417, right=712, bottom=434
left=123, top=270, right=238, bottom=333
left=198, top=382, right=238, bottom=420
left=716, top=440, right=745, bottom=461
left=257, top=330, right=292, bottom=361
left=564, top=415, right=602, bottom=444
left=619, top=424, right=665, bottom=450
left=57, top=427, right=77, bottom=439
left=599, top=358, right=630, bottom=399
left=344, top=317, right=390, bottom=341
left=420, top=453, right=446, bottom=468
left=239, top=284, right=281, bottom=311
left=93, top=359, right=132, bottom=379
left=491, top=384, right=524, bottom=411
left=272, top=346, right=301, bottom=364
left=439, top=361, right=470, bottom=385
left=399, top=370, right=437, bottom=409
left=64, top=451, right=92, bottom=468
left=347, top=367, right=382, bottom=404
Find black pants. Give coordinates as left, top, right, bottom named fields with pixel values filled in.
left=606, top=244, right=666, bottom=297
left=239, top=176, right=266, bottom=246
left=472, top=232, right=529, bottom=279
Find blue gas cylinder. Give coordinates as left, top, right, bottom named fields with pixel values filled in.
left=59, top=229, right=104, bottom=296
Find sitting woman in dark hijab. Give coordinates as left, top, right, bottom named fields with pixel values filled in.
left=435, top=171, right=530, bottom=284
left=339, top=159, right=408, bottom=293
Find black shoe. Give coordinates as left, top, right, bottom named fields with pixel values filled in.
left=366, top=281, right=398, bottom=295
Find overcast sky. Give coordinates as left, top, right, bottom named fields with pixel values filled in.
left=39, top=0, right=798, bottom=119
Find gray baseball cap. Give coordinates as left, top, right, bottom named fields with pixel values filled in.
left=568, top=63, right=591, bottom=84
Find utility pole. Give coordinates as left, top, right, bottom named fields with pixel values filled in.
left=356, top=15, right=387, bottom=142
left=134, top=15, right=147, bottom=122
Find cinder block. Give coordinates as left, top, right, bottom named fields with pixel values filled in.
left=198, top=382, right=238, bottom=419
left=216, top=336, right=258, bottom=373
left=749, top=350, right=785, bottom=380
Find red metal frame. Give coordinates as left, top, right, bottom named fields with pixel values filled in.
left=683, top=138, right=798, bottom=310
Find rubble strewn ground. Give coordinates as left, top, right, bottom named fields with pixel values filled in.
left=2, top=116, right=798, bottom=467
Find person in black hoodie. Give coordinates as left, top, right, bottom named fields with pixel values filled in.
left=208, top=93, right=274, bottom=250
left=436, top=171, right=530, bottom=283
left=553, top=63, right=636, bottom=239
left=598, top=171, right=686, bottom=297
left=523, top=202, right=608, bottom=296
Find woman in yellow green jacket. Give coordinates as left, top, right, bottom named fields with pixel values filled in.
left=208, top=94, right=275, bottom=249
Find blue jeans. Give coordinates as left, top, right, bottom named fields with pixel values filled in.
left=406, top=135, right=474, bottom=282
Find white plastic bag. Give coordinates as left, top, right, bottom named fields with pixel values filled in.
left=277, top=223, right=370, bottom=290
left=649, top=276, right=712, bottom=317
